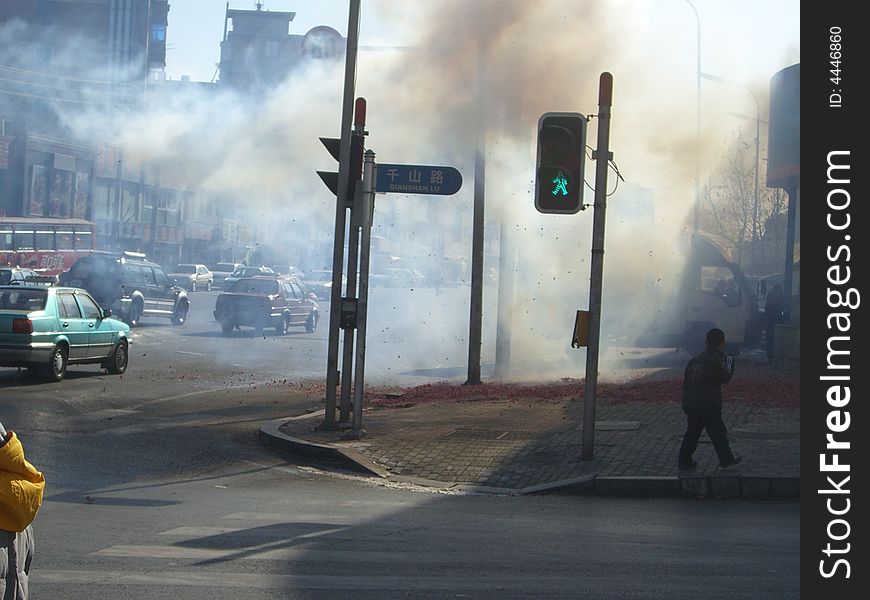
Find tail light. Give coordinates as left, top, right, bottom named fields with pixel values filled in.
left=12, top=318, right=33, bottom=334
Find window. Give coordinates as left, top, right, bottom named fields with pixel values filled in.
left=701, top=266, right=741, bottom=308
left=76, top=293, right=102, bottom=319
left=0, top=228, right=12, bottom=251
left=56, top=227, right=74, bottom=250
left=283, top=282, right=295, bottom=298
left=143, top=266, right=157, bottom=287
left=153, top=267, right=170, bottom=288
left=151, top=24, right=166, bottom=43
left=74, top=230, right=93, bottom=250
left=123, top=264, right=147, bottom=286
left=0, top=289, right=47, bottom=311
left=58, top=293, right=81, bottom=319
left=92, top=182, right=113, bottom=220
left=13, top=229, right=34, bottom=250
left=35, top=229, right=54, bottom=250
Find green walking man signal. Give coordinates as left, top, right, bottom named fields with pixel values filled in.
left=551, top=170, right=569, bottom=196
left=534, top=112, right=587, bottom=214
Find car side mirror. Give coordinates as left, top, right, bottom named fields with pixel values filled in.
left=102, top=308, right=112, bottom=318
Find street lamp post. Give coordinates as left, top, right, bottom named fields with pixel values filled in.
left=700, top=72, right=761, bottom=272
left=684, top=0, right=701, bottom=235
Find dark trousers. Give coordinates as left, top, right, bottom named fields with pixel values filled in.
left=678, top=409, right=736, bottom=466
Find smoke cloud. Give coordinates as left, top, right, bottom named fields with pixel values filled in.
left=4, top=1, right=793, bottom=382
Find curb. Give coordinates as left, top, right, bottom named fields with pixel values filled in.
left=259, top=418, right=799, bottom=500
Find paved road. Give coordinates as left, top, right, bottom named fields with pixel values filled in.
left=31, top=439, right=799, bottom=599
left=2, top=287, right=799, bottom=598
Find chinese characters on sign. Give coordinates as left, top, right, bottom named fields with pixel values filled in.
left=375, top=164, right=463, bottom=196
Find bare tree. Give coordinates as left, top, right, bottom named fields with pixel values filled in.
left=699, top=128, right=787, bottom=274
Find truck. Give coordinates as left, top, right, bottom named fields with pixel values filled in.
left=639, top=233, right=762, bottom=354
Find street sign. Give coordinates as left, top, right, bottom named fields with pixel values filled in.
left=376, top=164, right=463, bottom=195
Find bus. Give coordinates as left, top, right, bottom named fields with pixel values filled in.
left=0, top=217, right=97, bottom=276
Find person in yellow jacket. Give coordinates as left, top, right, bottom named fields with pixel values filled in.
left=0, top=420, right=45, bottom=600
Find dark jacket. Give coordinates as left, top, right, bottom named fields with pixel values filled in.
left=682, top=346, right=734, bottom=413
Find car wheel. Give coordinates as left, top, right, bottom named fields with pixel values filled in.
left=106, top=339, right=129, bottom=375
left=172, top=302, right=189, bottom=326
left=45, top=344, right=68, bottom=382
left=220, top=320, right=234, bottom=334
left=276, top=315, right=289, bottom=335
left=127, top=300, right=143, bottom=327
left=305, top=312, right=318, bottom=333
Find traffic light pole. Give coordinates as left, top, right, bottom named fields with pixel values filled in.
left=581, top=72, right=613, bottom=461
left=346, top=149, right=376, bottom=439
left=339, top=178, right=361, bottom=424
left=321, top=0, right=361, bottom=430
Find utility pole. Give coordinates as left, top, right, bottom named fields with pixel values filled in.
left=493, top=215, right=514, bottom=378
left=148, top=164, right=161, bottom=260
left=321, top=0, right=361, bottom=430
left=581, top=73, right=614, bottom=461
left=465, top=41, right=486, bottom=386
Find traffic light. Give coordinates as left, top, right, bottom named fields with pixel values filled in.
left=534, top=112, right=587, bottom=214
left=317, top=134, right=364, bottom=204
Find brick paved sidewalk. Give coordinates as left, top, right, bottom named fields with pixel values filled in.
left=262, top=390, right=799, bottom=499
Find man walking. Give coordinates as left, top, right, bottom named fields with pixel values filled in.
left=677, top=328, right=742, bottom=470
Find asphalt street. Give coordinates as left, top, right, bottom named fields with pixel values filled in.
left=2, top=286, right=800, bottom=598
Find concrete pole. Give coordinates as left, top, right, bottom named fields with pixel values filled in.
left=465, top=42, right=486, bottom=386
left=321, top=0, right=361, bottom=430
left=581, top=73, right=613, bottom=461
left=493, top=216, right=514, bottom=378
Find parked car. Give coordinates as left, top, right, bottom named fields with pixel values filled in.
left=167, top=263, right=213, bottom=292
left=213, top=276, right=319, bottom=335
left=221, top=265, right=276, bottom=289
left=0, top=267, right=39, bottom=285
left=58, top=251, right=190, bottom=327
left=303, top=269, right=346, bottom=301
left=0, top=285, right=130, bottom=381
left=209, top=262, right=243, bottom=288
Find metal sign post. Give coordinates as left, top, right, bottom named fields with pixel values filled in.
left=581, top=72, right=614, bottom=461
left=346, top=149, right=376, bottom=439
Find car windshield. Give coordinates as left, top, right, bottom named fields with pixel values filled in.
left=173, top=265, right=196, bottom=274
left=228, top=278, right=278, bottom=295
left=0, top=270, right=13, bottom=285
left=0, top=288, right=48, bottom=311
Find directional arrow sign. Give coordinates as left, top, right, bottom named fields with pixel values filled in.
left=376, top=164, right=463, bottom=195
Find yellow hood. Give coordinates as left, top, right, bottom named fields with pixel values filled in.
left=0, top=432, right=46, bottom=532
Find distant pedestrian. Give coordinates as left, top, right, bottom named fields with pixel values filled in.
left=677, top=328, right=742, bottom=470
left=764, top=284, right=785, bottom=363
left=1, top=421, right=45, bottom=600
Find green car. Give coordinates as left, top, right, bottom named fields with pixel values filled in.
left=0, top=285, right=130, bottom=382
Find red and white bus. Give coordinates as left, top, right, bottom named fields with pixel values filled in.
left=0, top=217, right=97, bottom=276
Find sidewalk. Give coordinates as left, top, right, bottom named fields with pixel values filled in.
left=259, top=358, right=800, bottom=500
